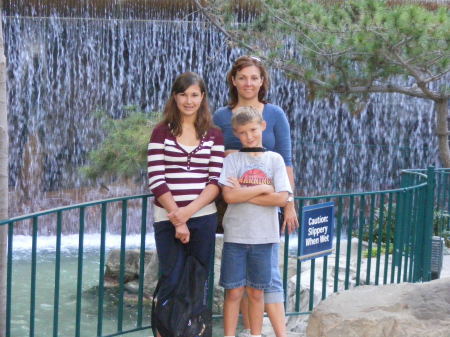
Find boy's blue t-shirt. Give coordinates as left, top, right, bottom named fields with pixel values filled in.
left=213, top=103, right=293, bottom=166
left=218, top=151, right=292, bottom=244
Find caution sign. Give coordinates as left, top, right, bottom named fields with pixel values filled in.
left=299, top=202, right=334, bottom=261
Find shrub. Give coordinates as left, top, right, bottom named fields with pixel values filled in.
left=81, top=107, right=160, bottom=181
left=354, top=204, right=449, bottom=247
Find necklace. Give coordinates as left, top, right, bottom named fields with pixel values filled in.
left=239, top=147, right=267, bottom=152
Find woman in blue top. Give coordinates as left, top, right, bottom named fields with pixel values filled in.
left=213, top=55, right=299, bottom=337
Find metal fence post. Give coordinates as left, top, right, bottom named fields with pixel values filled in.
left=422, top=166, right=436, bottom=281
left=412, top=181, right=426, bottom=282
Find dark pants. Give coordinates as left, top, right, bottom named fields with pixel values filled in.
left=153, top=213, right=217, bottom=307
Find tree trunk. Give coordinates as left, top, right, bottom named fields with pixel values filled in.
left=436, top=99, right=450, bottom=168
left=0, top=7, right=9, bottom=337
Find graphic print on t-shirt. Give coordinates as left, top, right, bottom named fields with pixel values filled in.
left=239, top=168, right=273, bottom=186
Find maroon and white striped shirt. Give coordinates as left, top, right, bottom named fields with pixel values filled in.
left=147, top=123, right=224, bottom=219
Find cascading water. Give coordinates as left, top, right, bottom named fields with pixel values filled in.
left=2, top=4, right=444, bottom=337
left=3, top=3, right=440, bottom=234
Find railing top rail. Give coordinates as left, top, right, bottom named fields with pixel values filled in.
left=297, top=182, right=427, bottom=201
left=0, top=193, right=154, bottom=226
left=1, top=170, right=429, bottom=226
left=403, top=167, right=450, bottom=173
left=401, top=169, right=429, bottom=179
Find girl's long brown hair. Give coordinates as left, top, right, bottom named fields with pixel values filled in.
left=161, top=72, right=213, bottom=139
left=226, top=55, right=270, bottom=108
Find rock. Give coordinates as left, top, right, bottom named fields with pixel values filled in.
left=124, top=280, right=140, bottom=294
left=101, top=249, right=158, bottom=307
left=105, top=249, right=154, bottom=283
left=143, top=250, right=159, bottom=295
left=306, top=277, right=450, bottom=337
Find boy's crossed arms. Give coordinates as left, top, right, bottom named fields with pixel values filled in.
left=222, top=177, right=289, bottom=207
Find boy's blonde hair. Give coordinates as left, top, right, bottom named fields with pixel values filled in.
left=231, top=106, right=264, bottom=128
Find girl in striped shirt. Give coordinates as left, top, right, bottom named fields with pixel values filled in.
left=148, top=72, right=224, bottom=335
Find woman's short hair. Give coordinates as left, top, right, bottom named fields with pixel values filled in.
left=161, top=72, right=212, bottom=138
left=226, top=56, right=270, bottom=108
left=232, top=106, right=264, bottom=128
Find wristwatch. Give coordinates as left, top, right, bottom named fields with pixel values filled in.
left=287, top=195, right=294, bottom=203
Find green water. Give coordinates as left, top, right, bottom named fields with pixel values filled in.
left=9, top=248, right=226, bottom=337
left=10, top=249, right=153, bottom=337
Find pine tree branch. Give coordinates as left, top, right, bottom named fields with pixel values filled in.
left=195, top=0, right=449, bottom=101
left=194, top=0, right=329, bottom=88
left=425, top=53, right=445, bottom=68
left=193, top=0, right=255, bottom=51
left=423, top=68, right=450, bottom=84
left=260, top=2, right=354, bottom=57
left=388, top=48, right=443, bottom=100
left=341, top=83, right=428, bottom=99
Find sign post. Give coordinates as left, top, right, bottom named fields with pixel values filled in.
left=299, top=202, right=334, bottom=261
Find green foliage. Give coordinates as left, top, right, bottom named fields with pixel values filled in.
left=80, top=107, right=160, bottom=180
left=434, top=209, right=450, bottom=247
left=363, top=245, right=393, bottom=259
left=355, top=203, right=397, bottom=245
left=442, top=230, right=450, bottom=248
left=354, top=203, right=450, bottom=247
left=211, top=0, right=450, bottom=100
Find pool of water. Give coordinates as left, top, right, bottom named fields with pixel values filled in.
left=8, top=234, right=232, bottom=337
left=9, top=234, right=153, bottom=336
left=8, top=233, right=306, bottom=336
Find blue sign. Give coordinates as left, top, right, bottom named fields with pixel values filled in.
left=299, top=202, right=334, bottom=261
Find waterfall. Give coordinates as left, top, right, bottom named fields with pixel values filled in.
left=4, top=9, right=439, bottom=233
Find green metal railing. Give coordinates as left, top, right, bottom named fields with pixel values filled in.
left=434, top=168, right=450, bottom=237
left=0, top=167, right=442, bottom=337
left=1, top=195, right=153, bottom=337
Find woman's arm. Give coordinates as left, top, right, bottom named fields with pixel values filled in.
left=283, top=166, right=299, bottom=233
left=271, top=106, right=299, bottom=233
left=272, top=106, right=293, bottom=167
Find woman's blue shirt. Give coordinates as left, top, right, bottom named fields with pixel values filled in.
left=213, top=103, right=292, bottom=166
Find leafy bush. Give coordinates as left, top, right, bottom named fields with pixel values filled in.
left=442, top=231, right=450, bottom=248
left=363, top=245, right=393, bottom=259
left=435, top=209, right=450, bottom=248
left=355, top=202, right=450, bottom=248
left=353, top=203, right=397, bottom=245
left=81, top=107, right=160, bottom=180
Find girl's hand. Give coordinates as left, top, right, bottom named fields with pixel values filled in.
left=168, top=207, right=193, bottom=226
left=227, top=177, right=241, bottom=189
left=175, top=223, right=190, bottom=244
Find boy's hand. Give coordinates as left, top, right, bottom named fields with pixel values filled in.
left=175, top=223, right=190, bottom=244
left=227, top=177, right=241, bottom=189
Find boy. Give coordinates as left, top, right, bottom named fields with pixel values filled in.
left=219, top=106, right=292, bottom=337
